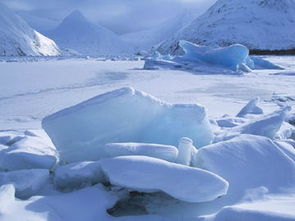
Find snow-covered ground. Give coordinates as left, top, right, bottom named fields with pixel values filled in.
left=0, top=55, right=294, bottom=221
left=0, top=56, right=294, bottom=130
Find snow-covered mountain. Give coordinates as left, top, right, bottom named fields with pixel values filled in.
left=17, top=11, right=60, bottom=33
left=0, top=3, right=60, bottom=56
left=47, top=11, right=134, bottom=56
left=122, top=12, right=195, bottom=51
left=158, top=0, right=295, bottom=54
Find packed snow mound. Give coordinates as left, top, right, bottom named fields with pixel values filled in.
left=195, top=135, right=295, bottom=202
left=158, top=0, right=295, bottom=54
left=0, top=184, right=118, bottom=221
left=0, top=134, right=58, bottom=171
left=54, top=161, right=105, bottom=190
left=212, top=195, right=295, bottom=221
left=0, top=169, right=49, bottom=199
left=236, top=98, right=263, bottom=117
left=47, top=10, right=133, bottom=56
left=42, top=87, right=213, bottom=163
left=104, top=143, right=178, bottom=162
left=0, top=3, right=60, bottom=56
left=101, top=156, right=229, bottom=203
left=144, top=41, right=282, bottom=74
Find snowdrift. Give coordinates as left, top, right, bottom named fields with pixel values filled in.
left=212, top=195, right=295, bottom=221
left=0, top=3, right=60, bottom=56
left=101, top=156, right=229, bottom=203
left=0, top=184, right=118, bottom=221
left=195, top=135, right=295, bottom=202
left=42, top=87, right=213, bottom=163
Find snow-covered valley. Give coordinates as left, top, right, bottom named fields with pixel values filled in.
left=0, top=0, right=295, bottom=220
left=0, top=55, right=294, bottom=221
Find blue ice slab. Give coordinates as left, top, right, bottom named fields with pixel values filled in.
left=179, top=40, right=249, bottom=70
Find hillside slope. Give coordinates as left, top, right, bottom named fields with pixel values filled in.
left=0, top=3, right=60, bottom=56
left=122, top=12, right=195, bottom=51
left=158, top=0, right=295, bottom=54
left=47, top=11, right=134, bottom=56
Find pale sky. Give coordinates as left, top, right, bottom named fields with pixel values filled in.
left=0, top=0, right=216, bottom=33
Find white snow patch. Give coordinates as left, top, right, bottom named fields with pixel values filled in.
left=195, top=135, right=295, bottom=202
left=101, top=155, right=229, bottom=203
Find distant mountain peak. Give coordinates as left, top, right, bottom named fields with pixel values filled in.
left=47, top=10, right=134, bottom=56
left=63, top=10, right=88, bottom=23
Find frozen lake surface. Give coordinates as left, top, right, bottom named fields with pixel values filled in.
left=0, top=56, right=294, bottom=130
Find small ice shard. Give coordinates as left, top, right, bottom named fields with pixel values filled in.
left=236, top=98, right=263, bottom=118
left=100, top=155, right=228, bottom=203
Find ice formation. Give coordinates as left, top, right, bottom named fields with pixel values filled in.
left=104, top=143, right=178, bottom=162
left=179, top=40, right=249, bottom=70
left=216, top=106, right=291, bottom=141
left=101, top=156, right=228, bottom=203
left=42, top=87, right=213, bottom=163
left=195, top=135, right=295, bottom=202
left=0, top=169, right=49, bottom=199
left=236, top=98, right=263, bottom=118
left=0, top=135, right=58, bottom=171
left=54, top=161, right=105, bottom=190
left=239, top=106, right=291, bottom=138
left=144, top=41, right=282, bottom=73
left=216, top=117, right=247, bottom=128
